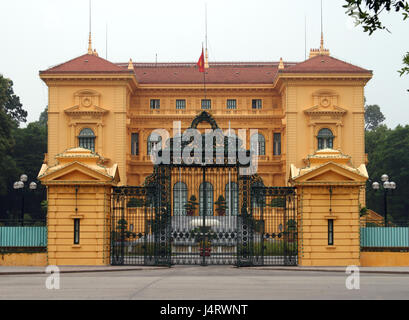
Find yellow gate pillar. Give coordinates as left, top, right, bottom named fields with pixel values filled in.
left=38, top=148, right=120, bottom=266
left=290, top=149, right=368, bottom=267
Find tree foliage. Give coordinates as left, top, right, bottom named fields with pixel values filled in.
left=365, top=104, right=386, bottom=130
left=365, top=125, right=409, bottom=221
left=0, top=75, right=46, bottom=220
left=0, top=75, right=27, bottom=125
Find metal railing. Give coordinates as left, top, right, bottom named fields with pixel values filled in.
left=360, top=219, right=409, bottom=251
left=0, top=219, right=47, bottom=252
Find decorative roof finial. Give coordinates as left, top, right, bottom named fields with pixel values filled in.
left=309, top=0, right=330, bottom=58
left=88, top=32, right=93, bottom=55
left=87, top=0, right=93, bottom=55
left=278, top=57, right=285, bottom=70
left=128, top=58, right=134, bottom=70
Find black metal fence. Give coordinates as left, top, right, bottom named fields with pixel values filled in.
left=110, top=187, right=157, bottom=265
left=249, top=187, right=298, bottom=266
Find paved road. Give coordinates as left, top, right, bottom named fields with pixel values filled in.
left=0, top=266, right=408, bottom=300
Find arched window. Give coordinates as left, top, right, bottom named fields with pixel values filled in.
left=225, top=182, right=238, bottom=216
left=78, top=128, right=95, bottom=152
left=252, top=133, right=265, bottom=156
left=199, top=182, right=214, bottom=216
left=317, top=128, right=334, bottom=150
left=147, top=133, right=162, bottom=155
left=173, top=182, right=188, bottom=216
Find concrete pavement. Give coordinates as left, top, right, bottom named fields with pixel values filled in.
left=1, top=265, right=409, bottom=275
left=0, top=266, right=409, bottom=300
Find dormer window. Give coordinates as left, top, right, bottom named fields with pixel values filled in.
left=78, top=128, right=95, bottom=152
left=317, top=128, right=334, bottom=150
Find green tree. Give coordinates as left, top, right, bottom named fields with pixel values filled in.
left=38, top=106, right=48, bottom=127
left=0, top=103, right=47, bottom=220
left=365, top=125, right=409, bottom=221
left=344, top=0, right=409, bottom=80
left=365, top=104, right=386, bottom=130
left=0, top=108, right=18, bottom=195
left=0, top=75, right=25, bottom=197
left=0, top=75, right=27, bottom=125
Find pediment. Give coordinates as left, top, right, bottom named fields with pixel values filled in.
left=304, top=105, right=347, bottom=115
left=39, top=161, right=118, bottom=184
left=64, top=104, right=109, bottom=116
left=291, top=162, right=367, bottom=184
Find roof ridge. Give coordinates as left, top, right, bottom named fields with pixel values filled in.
left=283, top=54, right=372, bottom=74
left=41, top=53, right=130, bottom=74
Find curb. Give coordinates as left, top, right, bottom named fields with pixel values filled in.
left=0, top=266, right=169, bottom=276
left=1, top=266, right=408, bottom=276
left=240, top=267, right=409, bottom=275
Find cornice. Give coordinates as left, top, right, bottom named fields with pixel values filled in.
left=40, top=73, right=139, bottom=92
left=137, top=84, right=275, bottom=92
left=129, top=113, right=284, bottom=121
left=274, top=73, right=372, bottom=88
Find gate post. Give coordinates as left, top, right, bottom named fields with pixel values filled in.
left=38, top=148, right=120, bottom=266
left=290, top=150, right=367, bottom=267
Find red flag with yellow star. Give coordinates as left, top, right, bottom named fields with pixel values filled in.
left=197, top=48, right=205, bottom=72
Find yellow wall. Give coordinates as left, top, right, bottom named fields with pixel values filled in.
left=282, top=80, right=366, bottom=181
left=47, top=184, right=111, bottom=266
left=297, top=185, right=361, bottom=267
left=0, top=253, right=47, bottom=266
left=41, top=72, right=368, bottom=189
left=361, top=252, right=409, bottom=267
left=44, top=80, right=131, bottom=186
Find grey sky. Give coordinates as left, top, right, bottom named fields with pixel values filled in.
left=0, top=0, right=408, bottom=128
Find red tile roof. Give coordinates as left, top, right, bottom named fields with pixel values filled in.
left=40, top=53, right=372, bottom=83
left=119, top=62, right=293, bottom=84
left=40, top=54, right=132, bottom=74
left=282, top=54, right=372, bottom=74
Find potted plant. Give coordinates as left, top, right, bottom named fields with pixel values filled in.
left=184, top=195, right=198, bottom=216
left=215, top=195, right=227, bottom=216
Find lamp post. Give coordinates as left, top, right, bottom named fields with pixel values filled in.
left=372, top=174, right=397, bottom=227
left=13, top=174, right=37, bottom=226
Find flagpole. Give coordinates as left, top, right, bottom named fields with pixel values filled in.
left=202, top=44, right=207, bottom=102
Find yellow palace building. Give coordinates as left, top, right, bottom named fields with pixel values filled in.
left=35, top=37, right=377, bottom=267
left=39, top=40, right=371, bottom=187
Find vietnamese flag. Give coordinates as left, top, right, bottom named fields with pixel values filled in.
left=197, top=48, right=205, bottom=72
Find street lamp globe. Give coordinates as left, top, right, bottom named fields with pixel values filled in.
left=29, top=182, right=37, bottom=190
left=372, top=182, right=380, bottom=190
left=20, top=174, right=28, bottom=182
left=13, top=181, right=20, bottom=189
left=381, top=174, right=389, bottom=182
left=383, top=181, right=391, bottom=189
left=17, top=181, right=24, bottom=189
left=390, top=182, right=397, bottom=190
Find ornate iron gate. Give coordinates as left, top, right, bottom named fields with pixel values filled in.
left=110, top=111, right=297, bottom=266
left=110, top=171, right=297, bottom=267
